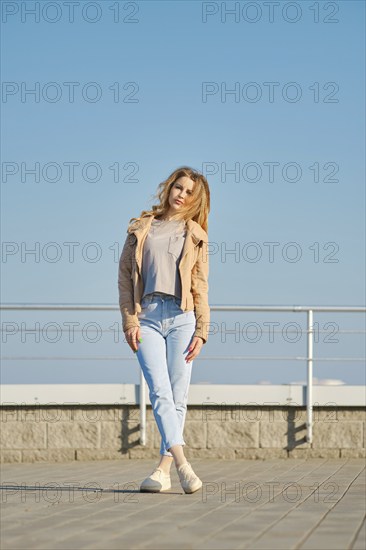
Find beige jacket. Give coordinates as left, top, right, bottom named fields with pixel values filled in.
left=118, top=214, right=210, bottom=343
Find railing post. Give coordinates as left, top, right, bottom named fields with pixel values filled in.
left=139, top=369, right=146, bottom=445
left=306, top=309, right=313, bottom=443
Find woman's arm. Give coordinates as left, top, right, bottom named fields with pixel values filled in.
left=118, top=234, right=140, bottom=332
left=191, top=239, right=210, bottom=344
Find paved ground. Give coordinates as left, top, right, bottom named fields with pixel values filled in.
left=0, top=458, right=365, bottom=550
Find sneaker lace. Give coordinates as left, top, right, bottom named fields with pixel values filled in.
left=178, top=462, right=196, bottom=482
left=152, top=468, right=169, bottom=478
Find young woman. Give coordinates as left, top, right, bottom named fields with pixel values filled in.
left=118, top=166, right=210, bottom=494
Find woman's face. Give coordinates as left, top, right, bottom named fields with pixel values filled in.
left=167, top=176, right=195, bottom=214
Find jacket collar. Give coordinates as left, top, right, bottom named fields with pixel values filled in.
left=127, top=214, right=207, bottom=244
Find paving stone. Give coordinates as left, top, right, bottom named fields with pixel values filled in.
left=1, top=458, right=364, bottom=550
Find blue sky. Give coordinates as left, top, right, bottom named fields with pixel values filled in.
left=1, top=0, right=365, bottom=386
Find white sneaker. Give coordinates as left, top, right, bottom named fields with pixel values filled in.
left=176, top=461, right=203, bottom=494
left=140, top=467, right=172, bottom=492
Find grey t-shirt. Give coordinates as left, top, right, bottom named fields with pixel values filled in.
left=142, top=218, right=187, bottom=300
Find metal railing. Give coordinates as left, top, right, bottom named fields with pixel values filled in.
left=1, top=303, right=365, bottom=444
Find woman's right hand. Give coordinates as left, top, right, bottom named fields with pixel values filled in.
left=124, top=326, right=142, bottom=353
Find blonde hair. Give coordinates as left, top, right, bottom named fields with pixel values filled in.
left=129, top=166, right=210, bottom=233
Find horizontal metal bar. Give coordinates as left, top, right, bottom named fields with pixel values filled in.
left=1, top=303, right=365, bottom=312
left=1, top=356, right=365, bottom=361
left=1, top=328, right=365, bottom=334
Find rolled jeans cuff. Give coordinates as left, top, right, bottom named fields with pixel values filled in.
left=163, top=439, right=185, bottom=456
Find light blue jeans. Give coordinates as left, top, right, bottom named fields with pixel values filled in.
left=135, top=291, right=196, bottom=457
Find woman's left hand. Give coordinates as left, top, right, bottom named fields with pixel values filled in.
left=185, top=336, right=204, bottom=363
